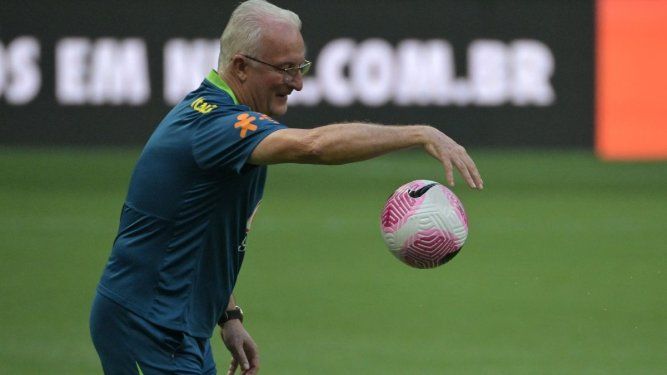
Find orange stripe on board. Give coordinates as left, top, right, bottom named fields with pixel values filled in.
left=596, top=0, right=667, bottom=160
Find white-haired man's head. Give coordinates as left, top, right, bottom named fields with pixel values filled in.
left=218, top=0, right=306, bottom=117
left=218, top=0, right=301, bottom=71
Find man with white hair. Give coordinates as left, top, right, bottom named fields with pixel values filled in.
left=90, top=0, right=483, bottom=374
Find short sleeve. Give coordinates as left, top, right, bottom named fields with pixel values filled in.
left=192, top=111, right=287, bottom=173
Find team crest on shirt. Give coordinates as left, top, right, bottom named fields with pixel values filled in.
left=234, top=113, right=258, bottom=138
left=191, top=97, right=218, bottom=114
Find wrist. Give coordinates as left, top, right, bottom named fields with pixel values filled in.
left=218, top=305, right=244, bottom=327
left=412, top=125, right=433, bottom=146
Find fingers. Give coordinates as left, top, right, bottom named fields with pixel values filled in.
left=461, top=150, right=483, bottom=189
left=453, top=157, right=475, bottom=189
left=230, top=345, right=250, bottom=374
left=244, top=341, right=260, bottom=375
left=230, top=342, right=260, bottom=374
left=455, top=154, right=484, bottom=190
left=440, top=141, right=482, bottom=189
left=443, top=158, right=455, bottom=187
left=444, top=150, right=483, bottom=190
left=227, top=358, right=238, bottom=375
left=424, top=129, right=483, bottom=190
left=467, top=158, right=484, bottom=189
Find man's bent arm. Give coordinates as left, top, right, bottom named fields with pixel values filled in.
left=250, top=123, right=483, bottom=189
left=220, top=294, right=259, bottom=374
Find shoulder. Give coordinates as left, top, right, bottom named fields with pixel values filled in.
left=204, top=106, right=287, bottom=129
left=191, top=106, right=287, bottom=145
left=231, top=111, right=284, bottom=127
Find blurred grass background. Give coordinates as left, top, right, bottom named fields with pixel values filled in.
left=0, top=148, right=665, bottom=374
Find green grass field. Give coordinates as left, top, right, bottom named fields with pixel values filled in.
left=0, top=148, right=665, bottom=374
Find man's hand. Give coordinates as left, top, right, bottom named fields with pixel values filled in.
left=422, top=126, right=484, bottom=190
left=221, top=320, right=259, bottom=375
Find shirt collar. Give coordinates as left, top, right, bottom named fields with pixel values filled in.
left=205, top=70, right=239, bottom=105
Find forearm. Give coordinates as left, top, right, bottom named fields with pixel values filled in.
left=303, top=123, right=431, bottom=165
left=227, top=294, right=237, bottom=310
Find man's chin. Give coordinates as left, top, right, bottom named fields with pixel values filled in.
left=270, top=104, right=288, bottom=117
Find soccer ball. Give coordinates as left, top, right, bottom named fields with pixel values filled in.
left=380, top=180, right=468, bottom=268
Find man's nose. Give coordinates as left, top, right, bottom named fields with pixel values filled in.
left=287, top=72, right=304, bottom=91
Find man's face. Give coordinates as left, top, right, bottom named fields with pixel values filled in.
left=243, top=22, right=305, bottom=116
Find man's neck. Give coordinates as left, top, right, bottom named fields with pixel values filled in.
left=220, top=70, right=247, bottom=107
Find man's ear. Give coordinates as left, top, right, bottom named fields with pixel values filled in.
left=231, top=55, right=249, bottom=82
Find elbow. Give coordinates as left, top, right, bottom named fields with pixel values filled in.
left=300, top=131, right=338, bottom=165
left=306, top=144, right=327, bottom=163
left=302, top=138, right=328, bottom=164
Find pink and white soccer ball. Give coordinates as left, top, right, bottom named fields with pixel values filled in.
left=380, top=180, right=468, bottom=269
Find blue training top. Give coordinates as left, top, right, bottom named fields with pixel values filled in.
left=97, top=70, right=286, bottom=338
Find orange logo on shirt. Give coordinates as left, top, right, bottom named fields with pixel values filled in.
left=259, top=114, right=278, bottom=124
left=234, top=113, right=258, bottom=138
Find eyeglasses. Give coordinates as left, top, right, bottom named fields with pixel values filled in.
left=241, top=54, right=311, bottom=77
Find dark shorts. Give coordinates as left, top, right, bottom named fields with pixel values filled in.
left=90, top=292, right=216, bottom=374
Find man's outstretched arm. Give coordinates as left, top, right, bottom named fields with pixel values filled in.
left=250, top=123, right=484, bottom=189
